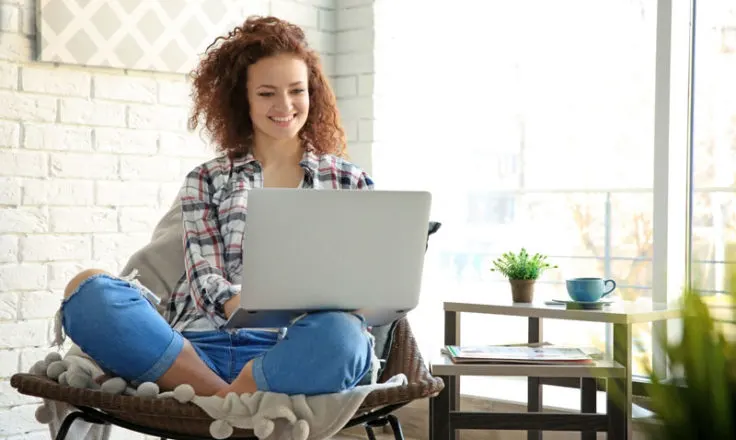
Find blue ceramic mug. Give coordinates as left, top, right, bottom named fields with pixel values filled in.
left=566, top=278, right=617, bottom=302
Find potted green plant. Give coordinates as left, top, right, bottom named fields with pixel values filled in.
left=631, top=272, right=736, bottom=439
left=490, top=248, right=557, bottom=303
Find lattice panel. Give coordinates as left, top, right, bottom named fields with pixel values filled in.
left=37, top=0, right=266, bottom=73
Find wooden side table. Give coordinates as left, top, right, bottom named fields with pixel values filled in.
left=428, top=298, right=679, bottom=440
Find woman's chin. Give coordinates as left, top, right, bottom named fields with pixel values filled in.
left=264, top=127, right=304, bottom=142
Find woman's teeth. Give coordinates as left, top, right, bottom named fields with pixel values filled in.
left=270, top=115, right=294, bottom=122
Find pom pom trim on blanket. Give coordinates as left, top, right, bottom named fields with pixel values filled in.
left=28, top=349, right=406, bottom=440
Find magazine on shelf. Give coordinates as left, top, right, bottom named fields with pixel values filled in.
left=442, top=343, right=596, bottom=364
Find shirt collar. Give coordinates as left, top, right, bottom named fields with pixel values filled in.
left=231, top=146, right=320, bottom=177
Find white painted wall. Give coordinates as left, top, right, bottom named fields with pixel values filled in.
left=0, top=0, right=378, bottom=437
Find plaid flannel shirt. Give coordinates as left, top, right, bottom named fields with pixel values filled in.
left=165, top=149, right=374, bottom=332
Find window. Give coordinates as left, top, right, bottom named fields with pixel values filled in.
left=691, top=0, right=736, bottom=296
left=466, top=192, right=516, bottom=225
left=373, top=0, right=664, bottom=382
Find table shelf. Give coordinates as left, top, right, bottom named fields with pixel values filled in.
left=444, top=298, right=680, bottom=324
left=431, top=355, right=626, bottom=378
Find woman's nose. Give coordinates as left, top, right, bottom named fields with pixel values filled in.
left=273, top=92, right=291, bottom=111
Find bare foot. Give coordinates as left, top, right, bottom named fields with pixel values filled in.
left=216, top=361, right=258, bottom=397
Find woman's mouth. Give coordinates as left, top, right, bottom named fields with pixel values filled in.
left=269, top=114, right=296, bottom=127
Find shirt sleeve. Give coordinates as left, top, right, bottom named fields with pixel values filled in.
left=179, top=166, right=239, bottom=327
left=356, top=171, right=375, bottom=190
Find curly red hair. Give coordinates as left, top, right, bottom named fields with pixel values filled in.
left=188, top=16, right=346, bottom=158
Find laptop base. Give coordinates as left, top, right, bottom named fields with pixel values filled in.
left=224, top=307, right=411, bottom=329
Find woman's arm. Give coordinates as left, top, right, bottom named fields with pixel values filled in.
left=180, top=166, right=240, bottom=327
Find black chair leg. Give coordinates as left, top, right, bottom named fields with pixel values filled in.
left=56, top=411, right=105, bottom=440
left=365, top=424, right=378, bottom=440
left=364, top=414, right=405, bottom=440
left=387, top=414, right=405, bottom=440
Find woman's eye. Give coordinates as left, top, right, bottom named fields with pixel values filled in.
left=291, top=88, right=306, bottom=94
left=258, top=92, right=274, bottom=97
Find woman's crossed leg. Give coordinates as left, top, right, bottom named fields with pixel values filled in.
left=61, top=270, right=372, bottom=397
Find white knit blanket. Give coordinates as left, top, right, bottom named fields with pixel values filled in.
left=29, top=347, right=405, bottom=440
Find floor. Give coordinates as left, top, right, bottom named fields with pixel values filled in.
left=333, top=435, right=415, bottom=439
left=329, top=422, right=415, bottom=439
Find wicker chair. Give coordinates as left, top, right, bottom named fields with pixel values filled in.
left=11, top=317, right=443, bottom=440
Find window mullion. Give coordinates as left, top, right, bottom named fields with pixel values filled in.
left=651, top=0, right=695, bottom=380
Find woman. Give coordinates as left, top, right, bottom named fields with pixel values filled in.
left=58, top=16, right=376, bottom=398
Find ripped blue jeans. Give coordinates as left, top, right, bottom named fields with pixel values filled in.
left=58, top=274, right=373, bottom=395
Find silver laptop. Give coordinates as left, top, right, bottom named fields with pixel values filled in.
left=224, top=188, right=432, bottom=329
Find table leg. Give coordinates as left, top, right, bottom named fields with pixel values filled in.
left=444, top=311, right=460, bottom=440
left=528, top=317, right=543, bottom=440
left=430, top=375, right=452, bottom=440
left=608, top=323, right=633, bottom=440
left=429, top=386, right=434, bottom=440
left=581, top=378, right=597, bottom=440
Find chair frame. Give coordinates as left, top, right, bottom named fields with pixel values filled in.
left=55, top=403, right=408, bottom=440
left=12, top=317, right=443, bottom=440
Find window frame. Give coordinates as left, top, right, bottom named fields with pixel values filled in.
left=649, top=0, right=696, bottom=380
left=545, top=0, right=697, bottom=393
left=562, top=0, right=697, bottom=390
left=374, top=0, right=701, bottom=399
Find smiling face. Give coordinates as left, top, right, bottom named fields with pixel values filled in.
left=246, top=53, right=310, bottom=144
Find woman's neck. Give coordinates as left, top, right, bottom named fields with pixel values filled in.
left=251, top=134, right=303, bottom=168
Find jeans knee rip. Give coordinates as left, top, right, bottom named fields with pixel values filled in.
left=54, top=273, right=110, bottom=348
left=120, top=269, right=161, bottom=305
left=53, top=270, right=161, bottom=348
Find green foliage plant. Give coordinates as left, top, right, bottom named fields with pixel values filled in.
left=490, top=248, right=557, bottom=281
left=638, top=272, right=736, bottom=440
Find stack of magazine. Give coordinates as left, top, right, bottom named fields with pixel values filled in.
left=442, top=343, right=600, bottom=365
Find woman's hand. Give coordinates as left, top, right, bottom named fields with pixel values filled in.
left=223, top=292, right=241, bottom=319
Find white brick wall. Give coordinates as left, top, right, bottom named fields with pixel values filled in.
left=336, top=0, right=375, bottom=173
left=0, top=0, right=375, bottom=438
